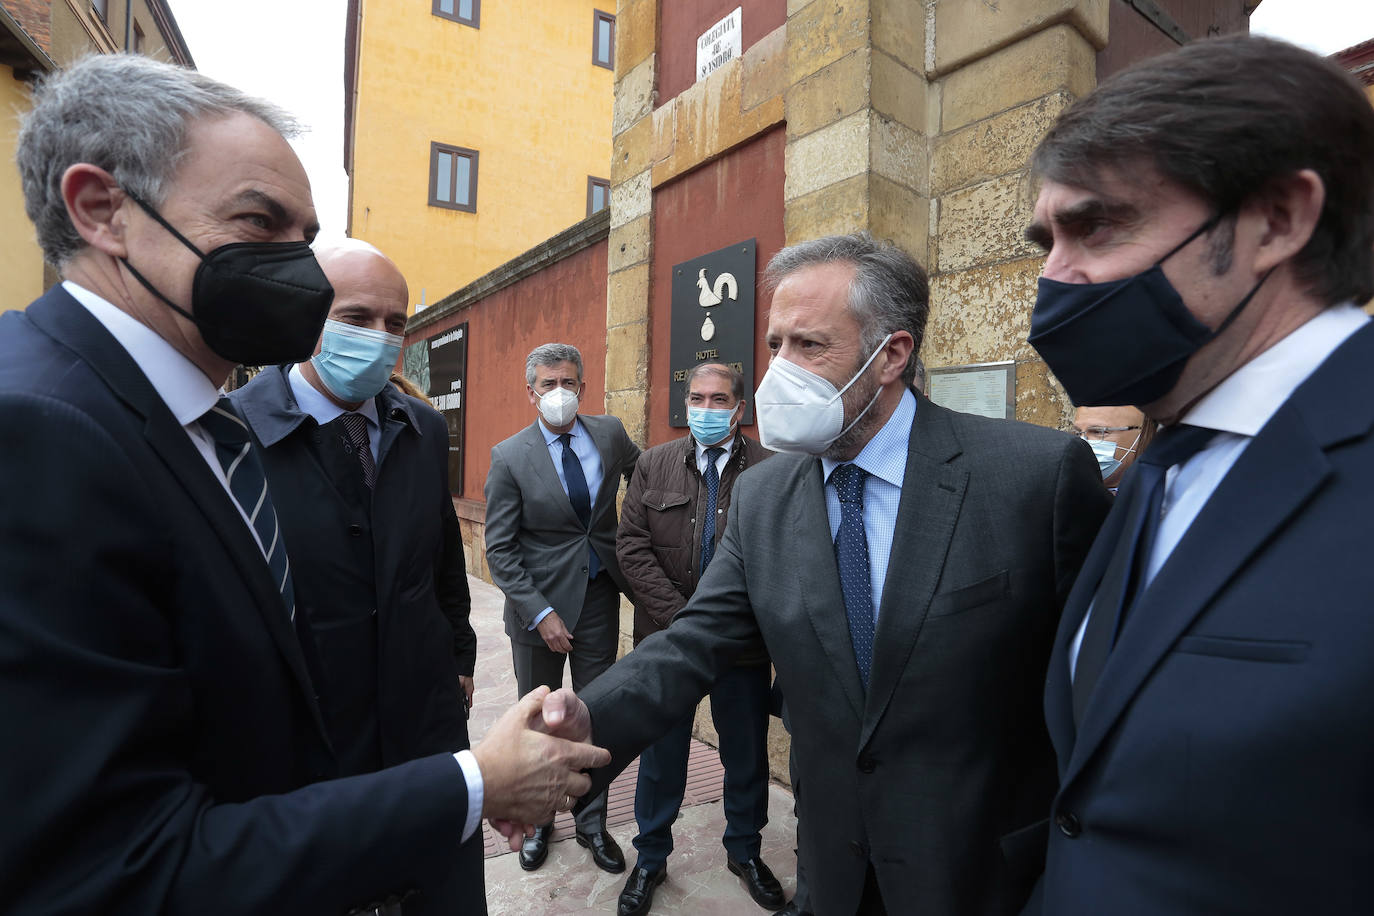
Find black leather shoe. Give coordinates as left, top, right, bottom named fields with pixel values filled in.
left=616, top=864, right=667, bottom=916
left=776, top=902, right=814, bottom=916
left=727, top=856, right=786, bottom=910
left=518, top=823, right=553, bottom=871
left=575, top=828, right=626, bottom=873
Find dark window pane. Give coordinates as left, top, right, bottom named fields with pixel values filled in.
left=454, top=155, right=471, bottom=206
left=436, top=151, right=453, bottom=202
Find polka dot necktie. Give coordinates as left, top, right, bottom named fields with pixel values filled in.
left=699, top=446, right=725, bottom=575
left=831, top=462, right=874, bottom=689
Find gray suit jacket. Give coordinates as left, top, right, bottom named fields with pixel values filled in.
left=484, top=413, right=640, bottom=644
left=580, top=393, right=1109, bottom=916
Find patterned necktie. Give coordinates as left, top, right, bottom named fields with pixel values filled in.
left=340, top=412, right=377, bottom=489
left=831, top=463, right=874, bottom=689
left=1072, top=424, right=1217, bottom=725
left=199, top=397, right=295, bottom=621
left=700, top=446, right=726, bottom=575
left=559, top=432, right=599, bottom=579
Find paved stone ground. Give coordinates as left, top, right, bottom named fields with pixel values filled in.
left=465, top=574, right=800, bottom=914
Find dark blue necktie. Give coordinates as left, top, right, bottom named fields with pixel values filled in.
left=831, top=463, right=874, bottom=689
left=700, top=446, right=726, bottom=575
left=199, top=397, right=295, bottom=621
left=1072, top=424, right=1216, bottom=726
left=559, top=432, right=599, bottom=579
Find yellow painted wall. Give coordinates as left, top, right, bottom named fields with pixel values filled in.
left=0, top=70, right=44, bottom=311
left=350, top=0, right=614, bottom=309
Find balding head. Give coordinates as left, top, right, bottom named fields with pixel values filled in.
left=310, top=239, right=410, bottom=340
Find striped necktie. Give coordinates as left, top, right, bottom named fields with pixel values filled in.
left=199, top=397, right=296, bottom=620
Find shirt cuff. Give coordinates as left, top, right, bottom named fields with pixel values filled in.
left=453, top=749, right=484, bottom=843
left=528, top=607, right=553, bottom=631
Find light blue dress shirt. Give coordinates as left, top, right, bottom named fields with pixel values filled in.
left=820, top=388, right=916, bottom=623
left=288, top=363, right=381, bottom=461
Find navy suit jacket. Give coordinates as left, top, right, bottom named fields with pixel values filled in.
left=0, top=287, right=474, bottom=914
left=1031, top=321, right=1374, bottom=915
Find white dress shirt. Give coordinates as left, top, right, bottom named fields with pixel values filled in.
left=1070, top=303, right=1370, bottom=676
left=66, top=282, right=484, bottom=842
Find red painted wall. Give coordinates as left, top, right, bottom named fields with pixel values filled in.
left=657, top=0, right=787, bottom=104
left=408, top=239, right=609, bottom=500
left=648, top=125, right=786, bottom=448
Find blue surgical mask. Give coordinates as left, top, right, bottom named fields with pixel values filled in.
left=687, top=405, right=737, bottom=446
left=1088, top=438, right=1123, bottom=480
left=310, top=319, right=404, bottom=404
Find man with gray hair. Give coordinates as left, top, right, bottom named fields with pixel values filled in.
left=0, top=54, right=606, bottom=914
left=484, top=342, right=641, bottom=874
left=543, top=233, right=1110, bottom=915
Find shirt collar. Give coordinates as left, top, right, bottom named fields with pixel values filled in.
left=694, top=430, right=737, bottom=465
left=288, top=362, right=380, bottom=428
left=822, top=386, right=915, bottom=488
left=1182, top=303, right=1369, bottom=436
left=63, top=280, right=220, bottom=426
left=539, top=416, right=585, bottom=445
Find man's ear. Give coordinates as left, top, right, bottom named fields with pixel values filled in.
left=879, top=330, right=915, bottom=387
left=1250, top=168, right=1324, bottom=276
left=61, top=163, right=129, bottom=258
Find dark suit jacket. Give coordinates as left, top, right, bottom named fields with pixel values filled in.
left=1031, top=322, right=1374, bottom=916
left=0, top=287, right=475, bottom=914
left=483, top=414, right=640, bottom=644
left=580, top=393, right=1109, bottom=916
left=231, top=365, right=475, bottom=771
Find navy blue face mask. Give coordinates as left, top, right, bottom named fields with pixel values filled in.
left=1028, top=214, right=1272, bottom=407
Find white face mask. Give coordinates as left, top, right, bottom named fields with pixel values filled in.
left=754, top=334, right=892, bottom=455
left=537, top=387, right=579, bottom=427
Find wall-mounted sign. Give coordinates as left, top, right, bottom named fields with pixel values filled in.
left=926, top=360, right=1016, bottom=420
left=669, top=239, right=756, bottom=427
left=422, top=323, right=468, bottom=495
left=697, top=7, right=742, bottom=82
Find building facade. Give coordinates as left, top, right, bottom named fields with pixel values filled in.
left=344, top=0, right=615, bottom=309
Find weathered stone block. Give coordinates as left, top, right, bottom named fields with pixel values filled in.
left=610, top=169, right=652, bottom=229
left=784, top=109, right=869, bottom=202
left=652, top=100, right=676, bottom=166
left=616, top=0, right=658, bottom=78
left=606, top=263, right=650, bottom=329
left=936, top=171, right=1038, bottom=272
left=784, top=173, right=869, bottom=244
left=1014, top=357, right=1073, bottom=429
left=930, top=91, right=1072, bottom=196
left=870, top=112, right=927, bottom=196
left=869, top=173, right=929, bottom=269
left=787, top=0, right=871, bottom=86
left=933, top=0, right=1107, bottom=75
left=613, top=115, right=654, bottom=186
left=938, top=25, right=1095, bottom=133
left=605, top=320, right=649, bottom=395
left=872, top=0, right=926, bottom=73
left=608, top=214, right=651, bottom=273
left=614, top=55, right=656, bottom=137
left=605, top=388, right=648, bottom=444
left=788, top=0, right=816, bottom=16
left=871, top=48, right=926, bottom=135
left=786, top=47, right=870, bottom=140
left=742, top=23, right=788, bottom=113
left=925, top=256, right=1042, bottom=365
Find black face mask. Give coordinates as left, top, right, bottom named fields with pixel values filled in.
left=119, top=191, right=334, bottom=366
left=1027, top=214, right=1272, bottom=407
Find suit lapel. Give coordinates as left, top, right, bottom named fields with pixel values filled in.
left=520, top=422, right=584, bottom=529
left=583, top=414, right=618, bottom=521
left=792, top=458, right=867, bottom=720
left=862, top=399, right=967, bottom=748
left=27, top=290, right=328, bottom=738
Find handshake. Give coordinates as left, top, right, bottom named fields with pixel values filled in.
left=470, top=686, right=606, bottom=849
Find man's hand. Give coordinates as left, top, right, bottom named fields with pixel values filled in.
left=459, top=675, right=475, bottom=710
left=537, top=686, right=593, bottom=742
left=536, top=611, right=574, bottom=654
left=473, top=686, right=609, bottom=845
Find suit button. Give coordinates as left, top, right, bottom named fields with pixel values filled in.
left=348, top=524, right=363, bottom=537
left=848, top=841, right=865, bottom=857
left=857, top=754, right=876, bottom=774
left=1056, top=812, right=1081, bottom=838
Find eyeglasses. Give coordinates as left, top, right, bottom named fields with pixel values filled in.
left=1075, top=425, right=1141, bottom=441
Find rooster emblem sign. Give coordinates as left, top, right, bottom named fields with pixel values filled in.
left=696, top=268, right=737, bottom=341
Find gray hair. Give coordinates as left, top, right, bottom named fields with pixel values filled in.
left=525, top=343, right=584, bottom=386
left=685, top=361, right=745, bottom=401
left=763, top=233, right=928, bottom=387
left=17, top=54, right=301, bottom=266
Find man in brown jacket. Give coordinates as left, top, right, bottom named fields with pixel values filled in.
left=614, top=362, right=779, bottom=916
